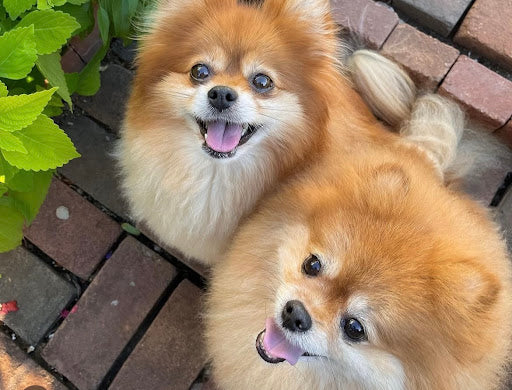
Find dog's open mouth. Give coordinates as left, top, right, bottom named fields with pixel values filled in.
left=256, top=318, right=315, bottom=366
left=196, top=118, right=259, bottom=159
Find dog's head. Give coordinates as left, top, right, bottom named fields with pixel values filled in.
left=253, top=164, right=508, bottom=388
left=129, top=0, right=341, bottom=160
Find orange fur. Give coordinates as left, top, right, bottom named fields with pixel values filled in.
left=206, top=139, right=512, bottom=389
left=118, top=0, right=388, bottom=264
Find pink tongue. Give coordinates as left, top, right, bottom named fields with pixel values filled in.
left=206, top=121, right=243, bottom=153
left=263, top=317, right=305, bottom=365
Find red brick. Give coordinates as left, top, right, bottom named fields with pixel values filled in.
left=455, top=0, right=512, bottom=71
left=25, top=179, right=122, bottom=279
left=61, top=47, right=85, bottom=73
left=330, top=0, right=398, bottom=49
left=42, top=237, right=176, bottom=390
left=381, top=24, right=460, bottom=90
left=0, top=332, right=67, bottom=390
left=110, top=280, right=206, bottom=390
left=439, top=55, right=512, bottom=129
left=495, top=119, right=512, bottom=148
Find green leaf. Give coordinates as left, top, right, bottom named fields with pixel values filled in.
left=36, top=52, right=71, bottom=107
left=0, top=87, right=56, bottom=132
left=0, top=183, right=7, bottom=197
left=8, top=169, right=33, bottom=192
left=0, top=130, right=27, bottom=152
left=4, top=0, right=36, bottom=20
left=67, top=0, right=88, bottom=4
left=0, top=26, right=37, bottom=80
left=42, top=90, right=64, bottom=117
left=75, top=44, right=108, bottom=96
left=0, top=205, right=24, bottom=252
left=2, top=114, right=80, bottom=171
left=36, top=0, right=51, bottom=10
left=0, top=81, right=7, bottom=97
left=121, top=222, right=141, bottom=236
left=0, top=153, right=19, bottom=182
left=9, top=169, right=52, bottom=223
left=0, top=4, right=17, bottom=31
left=17, top=9, right=80, bottom=54
left=64, top=72, right=78, bottom=94
left=56, top=3, right=93, bottom=35
left=110, top=0, right=138, bottom=38
left=98, top=5, right=109, bottom=45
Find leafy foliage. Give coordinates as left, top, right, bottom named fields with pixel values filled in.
left=0, top=0, right=149, bottom=252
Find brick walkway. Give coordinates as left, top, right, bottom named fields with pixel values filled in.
left=1, top=1, right=511, bottom=389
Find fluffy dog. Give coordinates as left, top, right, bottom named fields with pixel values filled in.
left=117, top=0, right=426, bottom=265
left=205, top=95, right=512, bottom=389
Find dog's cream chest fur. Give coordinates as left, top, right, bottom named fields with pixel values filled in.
left=117, top=126, right=278, bottom=264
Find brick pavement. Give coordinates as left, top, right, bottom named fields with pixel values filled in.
left=0, top=1, right=511, bottom=389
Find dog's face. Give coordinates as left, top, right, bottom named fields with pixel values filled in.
left=130, top=0, right=339, bottom=160
left=254, top=165, right=504, bottom=388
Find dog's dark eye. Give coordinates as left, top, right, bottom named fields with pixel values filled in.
left=191, top=64, right=210, bottom=81
left=252, top=74, right=273, bottom=92
left=302, top=254, right=321, bottom=276
left=342, top=318, right=366, bottom=342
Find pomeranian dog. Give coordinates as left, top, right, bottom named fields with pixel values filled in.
left=117, top=0, right=433, bottom=265
left=205, top=94, right=512, bottom=389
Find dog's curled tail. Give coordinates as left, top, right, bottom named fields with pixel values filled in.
left=347, top=49, right=511, bottom=192
left=347, top=49, right=464, bottom=175
left=347, top=49, right=417, bottom=128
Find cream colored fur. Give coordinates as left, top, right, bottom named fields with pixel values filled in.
left=349, top=49, right=512, bottom=191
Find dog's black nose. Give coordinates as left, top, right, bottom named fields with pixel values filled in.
left=208, top=86, right=238, bottom=111
left=282, top=300, right=312, bottom=332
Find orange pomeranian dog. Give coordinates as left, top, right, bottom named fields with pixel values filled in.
left=205, top=94, right=512, bottom=389
left=117, top=0, right=433, bottom=265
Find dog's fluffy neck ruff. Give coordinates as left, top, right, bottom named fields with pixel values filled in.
left=118, top=113, right=327, bottom=264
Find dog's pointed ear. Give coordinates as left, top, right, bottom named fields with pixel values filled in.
left=450, top=260, right=500, bottom=311
left=370, top=164, right=410, bottom=208
left=282, top=0, right=331, bottom=20
left=264, top=0, right=334, bottom=35
left=440, top=259, right=501, bottom=359
left=155, top=0, right=232, bottom=13
left=355, top=164, right=410, bottom=217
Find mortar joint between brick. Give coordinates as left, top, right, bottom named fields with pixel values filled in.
left=78, top=108, right=120, bottom=139
left=23, top=238, right=86, bottom=290
left=86, top=231, right=128, bottom=283
left=447, top=0, right=479, bottom=40
left=435, top=54, right=462, bottom=92
left=97, top=273, right=186, bottom=389
left=67, top=44, right=87, bottom=65
left=495, top=114, right=512, bottom=133
left=378, top=18, right=399, bottom=49
left=490, top=172, right=512, bottom=207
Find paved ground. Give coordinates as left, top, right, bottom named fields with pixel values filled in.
left=1, top=1, right=511, bottom=389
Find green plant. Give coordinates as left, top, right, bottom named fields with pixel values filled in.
left=0, top=0, right=148, bottom=252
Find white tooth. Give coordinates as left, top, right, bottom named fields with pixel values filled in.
left=204, top=133, right=208, bottom=140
